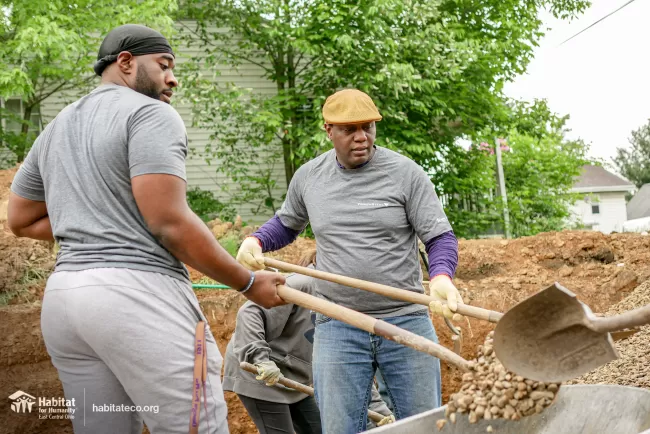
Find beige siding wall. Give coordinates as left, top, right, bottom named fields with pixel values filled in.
left=39, top=21, right=286, bottom=224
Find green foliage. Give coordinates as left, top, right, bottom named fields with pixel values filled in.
left=435, top=140, right=501, bottom=238
left=217, top=233, right=241, bottom=257
left=0, top=0, right=178, bottom=161
left=438, top=99, right=590, bottom=238
left=177, top=0, right=589, bottom=222
left=499, top=132, right=590, bottom=237
left=186, top=186, right=237, bottom=222
left=299, top=223, right=314, bottom=239
left=614, top=119, right=650, bottom=189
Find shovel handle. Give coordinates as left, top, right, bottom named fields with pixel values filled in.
left=589, top=303, right=650, bottom=333
left=265, top=258, right=503, bottom=323
left=277, top=285, right=471, bottom=371
left=239, top=362, right=385, bottom=423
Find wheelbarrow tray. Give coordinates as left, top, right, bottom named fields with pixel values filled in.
left=366, top=384, right=650, bottom=434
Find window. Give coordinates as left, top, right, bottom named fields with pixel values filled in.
left=592, top=204, right=600, bottom=214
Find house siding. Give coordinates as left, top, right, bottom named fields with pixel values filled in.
left=38, top=21, right=286, bottom=224
left=569, top=192, right=629, bottom=234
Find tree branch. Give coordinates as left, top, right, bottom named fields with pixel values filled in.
left=33, top=73, right=93, bottom=106
left=178, top=20, right=273, bottom=74
left=295, top=57, right=317, bottom=77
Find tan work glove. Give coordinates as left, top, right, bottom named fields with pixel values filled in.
left=429, top=275, right=464, bottom=320
left=377, top=414, right=395, bottom=426
left=255, top=360, right=282, bottom=386
left=236, top=237, right=265, bottom=271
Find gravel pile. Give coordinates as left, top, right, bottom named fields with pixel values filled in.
left=569, top=280, right=650, bottom=388
left=438, top=331, right=561, bottom=431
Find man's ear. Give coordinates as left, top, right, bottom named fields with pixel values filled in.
left=116, top=51, right=135, bottom=74
left=324, top=123, right=333, bottom=140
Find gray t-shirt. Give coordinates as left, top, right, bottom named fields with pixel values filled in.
left=11, top=84, right=189, bottom=282
left=277, top=146, right=452, bottom=317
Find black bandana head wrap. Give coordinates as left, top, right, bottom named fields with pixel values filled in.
left=93, top=24, right=175, bottom=76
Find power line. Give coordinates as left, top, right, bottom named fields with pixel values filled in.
left=559, top=0, right=640, bottom=46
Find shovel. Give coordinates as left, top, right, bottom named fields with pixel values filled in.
left=493, top=282, right=650, bottom=383
left=275, top=284, right=471, bottom=372
left=239, top=362, right=386, bottom=424
left=264, top=258, right=503, bottom=323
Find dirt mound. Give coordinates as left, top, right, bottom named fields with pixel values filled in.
left=0, top=296, right=256, bottom=434
left=4, top=216, right=650, bottom=432
left=0, top=230, right=55, bottom=303
left=0, top=166, right=55, bottom=304
left=0, top=165, right=18, bottom=199
left=433, top=230, right=650, bottom=401
left=568, top=279, right=650, bottom=389
left=0, top=165, right=19, bottom=222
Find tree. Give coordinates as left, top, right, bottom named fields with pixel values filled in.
left=463, top=99, right=592, bottom=238
left=177, top=0, right=589, bottom=219
left=0, top=0, right=178, bottom=162
left=614, top=120, right=650, bottom=189
left=500, top=133, right=590, bottom=237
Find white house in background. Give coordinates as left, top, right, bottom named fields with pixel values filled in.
left=569, top=165, right=636, bottom=234
left=622, top=183, right=650, bottom=232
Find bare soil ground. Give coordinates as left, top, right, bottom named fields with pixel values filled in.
left=1, top=166, right=649, bottom=433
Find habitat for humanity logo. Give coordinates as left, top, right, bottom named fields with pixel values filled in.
left=9, top=391, right=36, bottom=413
left=8, top=390, right=76, bottom=420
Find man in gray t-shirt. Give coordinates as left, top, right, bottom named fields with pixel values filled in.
left=8, top=24, right=285, bottom=434
left=236, top=89, right=464, bottom=432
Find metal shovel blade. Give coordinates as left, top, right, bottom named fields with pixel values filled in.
left=493, top=282, right=618, bottom=383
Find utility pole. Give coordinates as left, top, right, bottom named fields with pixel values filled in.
left=494, top=137, right=511, bottom=239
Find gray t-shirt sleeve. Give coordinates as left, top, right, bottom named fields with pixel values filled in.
left=403, top=161, right=453, bottom=243
left=276, top=164, right=310, bottom=231
left=10, top=140, right=45, bottom=201
left=232, top=272, right=313, bottom=365
left=232, top=302, right=295, bottom=365
left=285, top=272, right=314, bottom=294
left=127, top=104, right=188, bottom=180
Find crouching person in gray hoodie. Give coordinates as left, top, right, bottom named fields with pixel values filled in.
left=223, top=249, right=394, bottom=433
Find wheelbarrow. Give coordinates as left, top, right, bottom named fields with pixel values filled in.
left=366, top=384, right=650, bottom=434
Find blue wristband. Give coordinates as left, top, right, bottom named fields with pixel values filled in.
left=239, top=271, right=255, bottom=294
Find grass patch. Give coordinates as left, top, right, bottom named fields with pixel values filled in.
left=0, top=288, right=33, bottom=306
left=218, top=233, right=241, bottom=258
left=0, top=264, right=53, bottom=306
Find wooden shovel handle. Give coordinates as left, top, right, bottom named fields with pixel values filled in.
left=589, top=303, right=650, bottom=333
left=277, top=285, right=471, bottom=371
left=239, top=362, right=385, bottom=423
left=265, top=258, right=503, bottom=323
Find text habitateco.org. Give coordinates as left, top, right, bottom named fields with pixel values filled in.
left=92, top=404, right=160, bottom=414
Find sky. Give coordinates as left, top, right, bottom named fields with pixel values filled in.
left=503, top=0, right=650, bottom=172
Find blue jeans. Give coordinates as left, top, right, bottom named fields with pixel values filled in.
left=312, top=311, right=441, bottom=433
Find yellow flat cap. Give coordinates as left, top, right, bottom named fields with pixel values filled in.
left=322, top=89, right=382, bottom=124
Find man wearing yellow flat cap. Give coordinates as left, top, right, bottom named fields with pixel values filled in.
left=236, top=88, right=462, bottom=433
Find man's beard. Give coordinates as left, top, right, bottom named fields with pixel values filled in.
left=134, top=64, right=162, bottom=101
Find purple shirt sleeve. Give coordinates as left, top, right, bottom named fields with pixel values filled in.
left=425, top=230, right=458, bottom=279
left=252, top=215, right=301, bottom=252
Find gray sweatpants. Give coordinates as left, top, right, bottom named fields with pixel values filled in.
left=41, top=267, right=229, bottom=434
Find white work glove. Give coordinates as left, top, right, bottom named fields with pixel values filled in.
left=377, top=414, right=395, bottom=426
left=255, top=360, right=282, bottom=386
left=429, top=275, right=464, bottom=320
left=236, top=237, right=265, bottom=271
